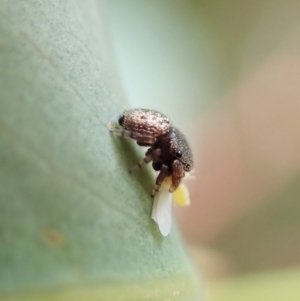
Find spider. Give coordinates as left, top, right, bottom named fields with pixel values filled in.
left=108, top=108, right=193, bottom=197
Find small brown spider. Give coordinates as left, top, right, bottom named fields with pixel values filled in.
left=108, top=108, right=193, bottom=197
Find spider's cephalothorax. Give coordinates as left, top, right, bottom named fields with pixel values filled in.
left=108, top=108, right=193, bottom=197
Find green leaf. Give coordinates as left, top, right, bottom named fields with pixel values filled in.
left=0, top=1, right=203, bottom=300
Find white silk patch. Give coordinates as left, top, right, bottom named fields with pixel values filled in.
left=151, top=176, right=192, bottom=236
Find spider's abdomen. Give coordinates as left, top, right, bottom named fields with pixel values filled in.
left=171, top=127, right=193, bottom=172
left=119, top=108, right=171, bottom=137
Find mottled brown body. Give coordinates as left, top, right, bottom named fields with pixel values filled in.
left=120, top=109, right=170, bottom=137
left=109, top=108, right=193, bottom=197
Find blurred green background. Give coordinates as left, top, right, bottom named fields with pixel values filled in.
left=105, top=0, right=300, bottom=300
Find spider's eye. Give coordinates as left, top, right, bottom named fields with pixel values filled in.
left=175, top=151, right=182, bottom=158
left=118, top=115, right=125, bottom=126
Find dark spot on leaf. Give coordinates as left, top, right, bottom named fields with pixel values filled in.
left=41, top=228, right=66, bottom=247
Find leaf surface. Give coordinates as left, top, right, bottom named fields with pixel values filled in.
left=0, top=1, right=203, bottom=300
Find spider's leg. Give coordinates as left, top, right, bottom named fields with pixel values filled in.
left=169, top=160, right=185, bottom=193
left=108, top=122, right=156, bottom=144
left=129, top=149, right=161, bottom=173
left=151, top=165, right=169, bottom=197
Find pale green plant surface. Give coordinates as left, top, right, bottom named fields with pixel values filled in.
left=0, top=1, right=203, bottom=300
